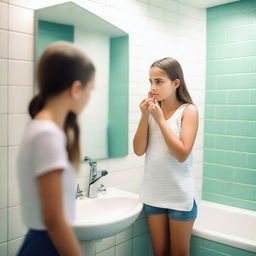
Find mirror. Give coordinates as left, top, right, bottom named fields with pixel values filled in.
left=35, top=2, right=129, bottom=160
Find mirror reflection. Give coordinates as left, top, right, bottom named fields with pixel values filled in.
left=35, top=2, right=129, bottom=160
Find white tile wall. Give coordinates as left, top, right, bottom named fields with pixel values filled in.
left=8, top=114, right=29, bottom=146
left=8, top=32, right=34, bottom=61
left=8, top=86, right=33, bottom=113
left=149, top=0, right=165, bottom=9
left=0, top=59, right=8, bottom=85
left=0, top=243, right=7, bottom=256
left=8, top=0, right=69, bottom=9
left=7, top=237, right=23, bottom=256
left=8, top=60, right=34, bottom=86
left=8, top=146, right=20, bottom=207
left=0, top=87, right=8, bottom=113
left=0, top=2, right=8, bottom=30
left=0, top=114, right=8, bottom=146
left=8, top=206, right=27, bottom=240
left=8, top=5, right=34, bottom=34
left=0, top=30, right=8, bottom=59
left=1, top=0, right=206, bottom=255
left=0, top=209, right=7, bottom=243
left=0, top=147, right=8, bottom=208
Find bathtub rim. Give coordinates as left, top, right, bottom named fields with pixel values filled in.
left=197, top=200, right=256, bottom=216
left=192, top=200, right=256, bottom=253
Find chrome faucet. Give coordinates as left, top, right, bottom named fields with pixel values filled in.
left=84, top=156, right=108, bottom=198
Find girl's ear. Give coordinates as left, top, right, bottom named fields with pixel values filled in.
left=174, top=79, right=180, bottom=89
left=69, top=80, right=82, bottom=99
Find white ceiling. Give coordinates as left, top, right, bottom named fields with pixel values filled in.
left=177, top=0, right=240, bottom=9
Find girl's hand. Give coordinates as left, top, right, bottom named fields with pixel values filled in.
left=139, top=92, right=154, bottom=118
left=148, top=98, right=165, bottom=124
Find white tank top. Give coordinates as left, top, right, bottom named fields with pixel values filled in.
left=139, top=104, right=197, bottom=211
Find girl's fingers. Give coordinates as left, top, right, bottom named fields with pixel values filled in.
left=141, top=98, right=153, bottom=104
left=141, top=99, right=154, bottom=108
left=148, top=103, right=155, bottom=112
left=148, top=102, right=159, bottom=112
left=141, top=100, right=150, bottom=107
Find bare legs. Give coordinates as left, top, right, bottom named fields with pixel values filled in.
left=169, top=218, right=195, bottom=256
left=147, top=214, right=170, bottom=256
left=147, top=214, right=195, bottom=256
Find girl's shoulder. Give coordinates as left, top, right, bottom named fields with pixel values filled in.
left=181, top=103, right=198, bottom=120
left=30, top=119, right=62, bottom=133
left=26, top=119, right=65, bottom=143
left=184, top=103, right=198, bottom=113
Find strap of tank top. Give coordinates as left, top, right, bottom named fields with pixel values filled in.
left=176, top=103, right=190, bottom=119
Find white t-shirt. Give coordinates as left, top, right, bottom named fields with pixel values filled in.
left=17, top=119, right=76, bottom=230
left=139, top=104, right=197, bottom=211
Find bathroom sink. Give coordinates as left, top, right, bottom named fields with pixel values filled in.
left=73, top=187, right=143, bottom=240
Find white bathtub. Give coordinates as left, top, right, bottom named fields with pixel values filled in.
left=192, top=200, right=256, bottom=253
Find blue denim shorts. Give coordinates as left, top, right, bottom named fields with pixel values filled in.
left=144, top=200, right=197, bottom=220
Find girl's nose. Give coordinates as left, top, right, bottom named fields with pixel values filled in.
left=151, top=84, right=157, bottom=91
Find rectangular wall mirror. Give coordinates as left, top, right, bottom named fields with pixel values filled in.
left=35, top=2, right=129, bottom=160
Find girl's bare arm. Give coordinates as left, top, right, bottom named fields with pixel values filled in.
left=133, top=114, right=149, bottom=156
left=157, top=104, right=198, bottom=162
left=38, top=170, right=82, bottom=256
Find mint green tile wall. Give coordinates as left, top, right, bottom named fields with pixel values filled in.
left=108, top=36, right=129, bottom=158
left=190, top=236, right=255, bottom=256
left=203, top=0, right=256, bottom=211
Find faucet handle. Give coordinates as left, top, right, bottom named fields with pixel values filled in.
left=98, top=184, right=107, bottom=194
left=99, top=170, right=108, bottom=176
left=75, top=184, right=84, bottom=199
left=84, top=156, right=97, bottom=167
left=84, top=156, right=91, bottom=162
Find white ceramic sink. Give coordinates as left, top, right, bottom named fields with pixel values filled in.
left=73, top=187, right=143, bottom=240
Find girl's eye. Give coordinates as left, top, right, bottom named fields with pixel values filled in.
left=156, top=80, right=163, bottom=84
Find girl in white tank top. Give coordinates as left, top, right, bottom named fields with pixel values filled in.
left=133, top=57, right=199, bottom=256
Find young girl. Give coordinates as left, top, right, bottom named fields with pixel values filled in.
left=17, top=41, right=95, bottom=256
left=133, top=57, right=198, bottom=256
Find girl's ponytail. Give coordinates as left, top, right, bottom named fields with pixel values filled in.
left=64, top=112, right=80, bottom=170
left=28, top=94, right=46, bottom=119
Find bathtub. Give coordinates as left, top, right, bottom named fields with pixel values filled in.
left=192, top=200, right=256, bottom=253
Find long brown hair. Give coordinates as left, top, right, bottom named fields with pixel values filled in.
left=151, top=57, right=193, bottom=104
left=29, top=41, right=95, bottom=169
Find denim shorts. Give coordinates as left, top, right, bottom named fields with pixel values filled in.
left=144, top=200, right=197, bottom=220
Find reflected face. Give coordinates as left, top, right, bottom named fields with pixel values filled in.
left=79, top=76, right=95, bottom=112
left=149, top=67, right=176, bottom=101
left=73, top=76, right=95, bottom=114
